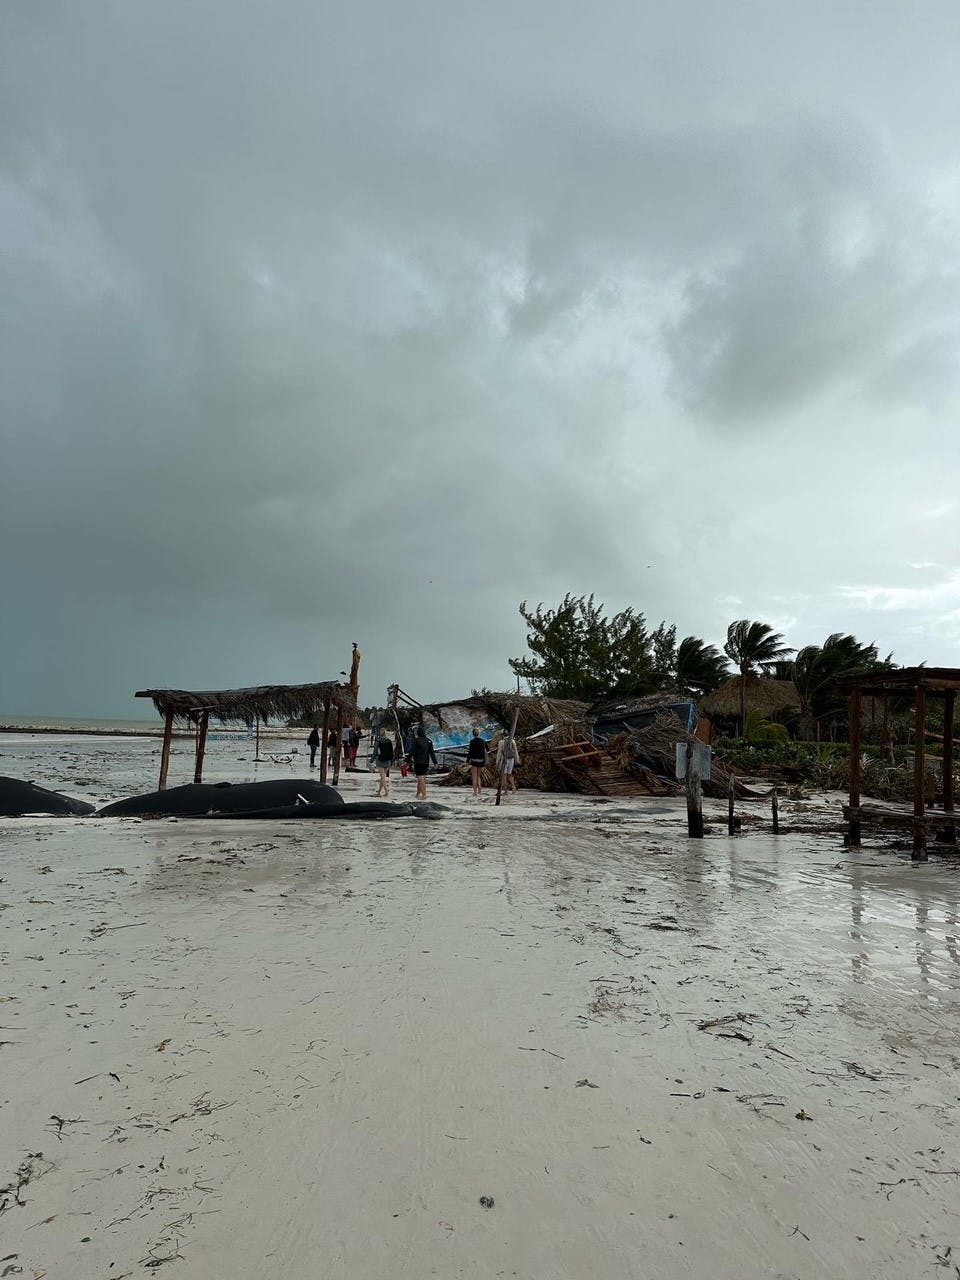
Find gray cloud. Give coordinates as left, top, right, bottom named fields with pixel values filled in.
left=2, top=1, right=959, bottom=716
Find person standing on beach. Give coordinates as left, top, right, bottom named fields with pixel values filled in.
left=307, top=726, right=321, bottom=768
left=497, top=732, right=520, bottom=793
left=466, top=729, right=488, bottom=797
left=409, top=726, right=438, bottom=800
left=327, top=727, right=337, bottom=767
left=375, top=731, right=395, bottom=797
left=348, top=726, right=362, bottom=766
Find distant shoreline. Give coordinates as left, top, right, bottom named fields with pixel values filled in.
left=0, top=723, right=295, bottom=739
left=0, top=724, right=164, bottom=737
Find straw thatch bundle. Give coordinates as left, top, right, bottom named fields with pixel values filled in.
left=398, top=692, right=591, bottom=739
left=136, top=682, right=356, bottom=726
left=439, top=720, right=593, bottom=792
left=701, top=676, right=799, bottom=719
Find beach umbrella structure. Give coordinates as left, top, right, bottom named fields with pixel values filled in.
left=135, top=681, right=358, bottom=790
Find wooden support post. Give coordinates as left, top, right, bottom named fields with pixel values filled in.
left=254, top=714, right=262, bottom=763
left=193, top=710, right=209, bottom=784
left=771, top=786, right=779, bottom=834
left=727, top=773, right=736, bottom=836
left=881, top=697, right=893, bottom=765
left=944, top=690, right=956, bottom=845
left=685, top=742, right=704, bottom=839
left=847, top=687, right=862, bottom=846
left=158, top=710, right=174, bottom=791
left=320, top=697, right=331, bottom=785
left=495, top=706, right=521, bottom=807
left=332, top=706, right=344, bottom=786
left=914, top=684, right=927, bottom=861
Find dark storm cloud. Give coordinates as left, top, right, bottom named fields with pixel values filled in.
left=2, top=1, right=959, bottom=715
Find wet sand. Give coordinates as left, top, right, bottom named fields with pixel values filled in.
left=2, top=733, right=959, bottom=1278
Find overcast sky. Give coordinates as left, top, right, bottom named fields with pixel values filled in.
left=2, top=1, right=959, bottom=719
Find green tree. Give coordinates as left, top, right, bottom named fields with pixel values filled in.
left=672, top=636, right=729, bottom=697
left=509, top=595, right=658, bottom=701
left=650, top=622, right=677, bottom=689
left=723, top=619, right=795, bottom=734
left=792, top=633, right=889, bottom=740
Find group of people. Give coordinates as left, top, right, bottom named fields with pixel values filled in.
left=373, top=726, right=438, bottom=798
left=306, top=721, right=522, bottom=800
left=306, top=725, right=362, bottom=769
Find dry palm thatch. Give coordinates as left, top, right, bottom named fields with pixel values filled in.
left=700, top=676, right=799, bottom=719
left=136, top=682, right=356, bottom=726
left=395, top=692, right=591, bottom=738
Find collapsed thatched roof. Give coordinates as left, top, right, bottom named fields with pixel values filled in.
left=394, top=692, right=591, bottom=738
left=136, top=682, right=356, bottom=725
left=700, top=676, right=799, bottom=718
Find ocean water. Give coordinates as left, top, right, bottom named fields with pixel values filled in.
left=0, top=714, right=162, bottom=734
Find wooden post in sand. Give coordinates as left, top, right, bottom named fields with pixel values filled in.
left=771, top=785, right=779, bottom=834
left=727, top=773, right=736, bottom=836
left=685, top=741, right=704, bottom=839
left=158, top=710, right=174, bottom=791
left=193, top=710, right=209, bottom=784
left=847, top=687, right=862, bottom=847
left=943, top=690, right=956, bottom=845
left=320, top=697, right=331, bottom=785
left=914, top=684, right=928, bottom=862
left=495, top=706, right=520, bottom=807
left=333, top=706, right=345, bottom=786
left=254, top=714, right=262, bottom=763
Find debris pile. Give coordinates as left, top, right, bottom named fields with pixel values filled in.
left=440, top=708, right=764, bottom=799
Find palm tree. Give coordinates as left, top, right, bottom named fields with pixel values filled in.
left=792, top=633, right=885, bottom=740
left=673, top=636, right=728, bottom=698
left=723, top=620, right=795, bottom=735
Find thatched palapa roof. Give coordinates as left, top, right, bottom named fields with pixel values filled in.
left=136, top=682, right=356, bottom=725
left=700, top=676, right=799, bottom=718
left=406, top=692, right=591, bottom=738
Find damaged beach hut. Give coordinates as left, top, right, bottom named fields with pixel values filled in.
left=136, top=681, right=358, bottom=789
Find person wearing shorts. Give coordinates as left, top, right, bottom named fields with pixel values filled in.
left=375, top=732, right=394, bottom=797
left=409, top=727, right=438, bottom=800
left=497, top=733, right=520, bottom=792
left=466, top=730, right=488, bottom=797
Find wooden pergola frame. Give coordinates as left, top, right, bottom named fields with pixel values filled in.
left=135, top=682, right=358, bottom=791
left=838, top=667, right=957, bottom=861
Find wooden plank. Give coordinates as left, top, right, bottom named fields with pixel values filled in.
left=332, top=707, right=344, bottom=786
left=193, top=710, right=209, bottom=784
left=158, top=711, right=174, bottom=791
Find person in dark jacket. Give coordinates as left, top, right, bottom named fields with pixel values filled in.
left=466, top=730, right=488, bottom=797
left=307, top=726, right=321, bottom=768
left=375, top=731, right=395, bottom=797
left=408, top=727, right=438, bottom=799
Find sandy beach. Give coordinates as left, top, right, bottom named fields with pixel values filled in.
left=2, top=731, right=960, bottom=1278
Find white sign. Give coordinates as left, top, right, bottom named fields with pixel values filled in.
left=675, top=741, right=712, bottom=781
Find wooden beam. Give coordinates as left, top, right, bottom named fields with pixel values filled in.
left=332, top=706, right=344, bottom=786
left=320, top=697, right=331, bottom=785
left=159, top=711, right=174, bottom=791
left=914, top=685, right=927, bottom=861
left=847, top=687, right=861, bottom=846
left=685, top=741, right=704, bottom=838
left=193, top=710, right=209, bottom=784
left=943, top=690, right=956, bottom=845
